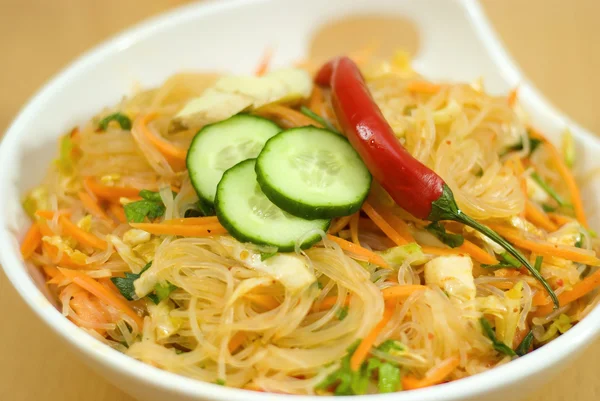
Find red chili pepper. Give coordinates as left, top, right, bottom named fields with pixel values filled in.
left=316, top=56, right=558, bottom=308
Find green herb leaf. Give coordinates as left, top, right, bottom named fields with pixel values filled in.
left=481, top=252, right=521, bottom=269
left=300, top=106, right=338, bottom=133
left=530, top=172, right=569, bottom=208
left=336, top=306, right=349, bottom=321
left=215, top=379, right=226, bottom=386
left=124, top=190, right=167, bottom=223
left=98, top=112, right=132, bottom=131
left=515, top=331, right=534, bottom=356
left=426, top=222, right=464, bottom=248
left=111, top=262, right=152, bottom=300
left=317, top=281, right=324, bottom=289
left=575, top=235, right=583, bottom=248
left=542, top=204, right=557, bottom=213
left=378, top=362, right=401, bottom=393
left=480, top=317, right=516, bottom=357
left=260, top=251, right=277, bottom=261
left=377, top=339, right=404, bottom=353
left=534, top=256, right=543, bottom=272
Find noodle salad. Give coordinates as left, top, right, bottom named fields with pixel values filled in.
left=19, top=52, right=600, bottom=395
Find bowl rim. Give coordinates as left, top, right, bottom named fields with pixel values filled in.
left=1, top=0, right=599, bottom=400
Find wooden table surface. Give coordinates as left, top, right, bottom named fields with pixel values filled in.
left=1, top=0, right=599, bottom=400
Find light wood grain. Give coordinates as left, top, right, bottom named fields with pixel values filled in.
left=1, top=0, right=599, bottom=399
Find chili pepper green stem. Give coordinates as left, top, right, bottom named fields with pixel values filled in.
left=429, top=185, right=559, bottom=309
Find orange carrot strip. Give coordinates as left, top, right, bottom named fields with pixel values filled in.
left=457, top=239, right=498, bottom=265
left=78, top=191, right=109, bottom=220
left=109, top=203, right=127, bottom=223
left=525, top=200, right=558, bottom=232
left=228, top=331, right=247, bottom=353
left=59, top=268, right=143, bottom=329
left=547, top=212, right=575, bottom=227
left=350, top=302, right=395, bottom=371
left=312, top=295, right=352, bottom=312
left=362, top=202, right=408, bottom=246
left=84, top=177, right=141, bottom=200
left=328, top=215, right=353, bottom=235
left=255, top=104, right=323, bottom=129
left=130, top=222, right=227, bottom=237
left=382, top=285, right=427, bottom=299
left=162, top=217, right=220, bottom=225
left=244, top=294, right=280, bottom=310
left=406, top=81, right=442, bottom=94
left=38, top=223, right=86, bottom=268
left=42, top=265, right=61, bottom=279
left=402, top=356, right=460, bottom=390
left=421, top=246, right=468, bottom=257
left=488, top=224, right=600, bottom=266
left=533, top=269, right=600, bottom=315
left=367, top=199, right=416, bottom=243
left=532, top=290, right=549, bottom=306
left=58, top=215, right=107, bottom=250
left=35, top=209, right=71, bottom=219
left=38, top=222, right=55, bottom=237
left=350, top=213, right=360, bottom=245
left=20, top=223, right=42, bottom=259
left=507, top=87, right=519, bottom=107
left=530, top=128, right=588, bottom=227
left=308, top=86, right=326, bottom=113
left=326, top=234, right=390, bottom=268
left=255, top=47, right=273, bottom=76
left=137, top=113, right=187, bottom=169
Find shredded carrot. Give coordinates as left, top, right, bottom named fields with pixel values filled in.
left=350, top=301, right=395, bottom=371
left=228, top=331, right=247, bottom=353
left=406, top=81, right=442, bottom=94
left=366, top=199, right=416, bottom=243
left=109, top=203, right=127, bottom=223
left=381, top=285, right=427, bottom=299
left=20, top=223, right=42, bottom=259
left=255, top=47, right=273, bottom=76
left=58, top=214, right=107, bottom=250
left=532, top=290, right=549, bottom=306
left=78, top=191, right=109, bottom=220
left=42, top=265, right=61, bottom=279
left=457, top=239, right=498, bottom=265
left=84, top=177, right=141, bottom=200
left=35, top=209, right=71, bottom=219
left=525, top=200, right=558, bottom=232
left=312, top=295, right=352, bottom=312
left=402, top=356, right=460, bottom=390
left=362, top=202, right=408, bottom=246
left=38, top=223, right=86, bottom=268
left=137, top=113, right=187, bottom=170
left=59, top=268, right=143, bottom=329
left=162, top=216, right=220, bottom=225
left=326, top=234, right=390, bottom=269
left=547, top=212, right=575, bottom=227
left=529, top=128, right=588, bottom=227
left=244, top=294, right=280, bottom=310
left=255, top=104, right=323, bottom=129
left=328, top=215, right=353, bottom=235
left=534, top=268, right=600, bottom=315
left=488, top=224, right=600, bottom=266
left=129, top=222, right=227, bottom=237
left=349, top=213, right=360, bottom=245
left=308, top=86, right=326, bottom=114
left=507, top=87, right=519, bottom=107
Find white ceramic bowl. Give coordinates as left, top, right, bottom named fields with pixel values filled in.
left=1, top=0, right=599, bottom=400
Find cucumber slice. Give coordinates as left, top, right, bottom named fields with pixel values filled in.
left=256, top=127, right=371, bottom=219
left=186, top=114, right=281, bottom=204
left=215, top=159, right=330, bottom=251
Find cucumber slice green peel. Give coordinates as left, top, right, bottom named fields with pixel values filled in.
left=215, top=159, right=330, bottom=251
left=256, top=127, right=372, bottom=220
left=186, top=114, right=281, bottom=205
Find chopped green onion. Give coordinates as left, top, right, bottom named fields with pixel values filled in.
left=300, top=106, right=338, bottom=133
left=534, top=256, right=543, bottom=272
left=336, top=306, right=349, bottom=321
left=480, top=317, right=516, bottom=357
left=530, top=172, right=569, bottom=207
left=515, top=331, right=534, bottom=356
left=98, top=112, right=132, bottom=131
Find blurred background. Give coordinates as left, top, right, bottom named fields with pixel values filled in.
left=0, top=0, right=599, bottom=400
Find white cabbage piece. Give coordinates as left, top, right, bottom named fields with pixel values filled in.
left=147, top=301, right=181, bottom=341
left=424, top=255, right=476, bottom=301
left=377, top=243, right=429, bottom=266
left=175, top=68, right=312, bottom=126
